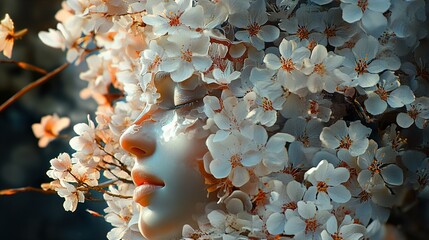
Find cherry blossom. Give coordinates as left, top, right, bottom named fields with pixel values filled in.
left=320, top=120, right=371, bottom=156
left=396, top=97, right=429, bottom=129
left=364, top=71, right=415, bottom=115
left=69, top=115, right=105, bottom=167
left=357, top=140, right=403, bottom=186
left=304, top=160, right=351, bottom=209
left=321, top=7, right=357, bottom=47
left=229, top=0, right=280, bottom=50
left=207, top=133, right=261, bottom=187
left=38, top=19, right=85, bottom=62
left=283, top=117, right=323, bottom=148
left=32, top=114, right=70, bottom=148
left=320, top=215, right=366, bottom=240
left=266, top=180, right=306, bottom=235
left=56, top=180, right=85, bottom=212
left=401, top=150, right=429, bottom=192
left=284, top=201, right=331, bottom=239
left=160, top=35, right=212, bottom=82
left=203, top=94, right=254, bottom=141
left=104, top=185, right=142, bottom=240
left=303, top=44, right=347, bottom=93
left=263, top=39, right=310, bottom=94
left=47, top=153, right=73, bottom=180
left=279, top=5, right=324, bottom=44
left=338, top=36, right=399, bottom=88
left=0, top=14, right=15, bottom=58
left=340, top=0, right=390, bottom=37
left=142, top=0, right=203, bottom=37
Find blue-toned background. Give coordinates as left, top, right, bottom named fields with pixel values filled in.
left=0, top=1, right=110, bottom=239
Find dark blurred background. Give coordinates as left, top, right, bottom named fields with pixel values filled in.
left=0, top=1, right=110, bottom=239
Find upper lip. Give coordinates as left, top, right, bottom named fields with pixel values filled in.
left=132, top=169, right=165, bottom=187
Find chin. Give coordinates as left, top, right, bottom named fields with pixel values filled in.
left=138, top=207, right=190, bottom=240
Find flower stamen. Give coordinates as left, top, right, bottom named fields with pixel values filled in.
left=316, top=181, right=328, bottom=193
left=354, top=59, right=368, bottom=76
left=281, top=57, right=295, bottom=72
left=339, top=135, right=353, bottom=149
left=248, top=22, right=261, bottom=36
left=297, top=26, right=309, bottom=40
left=262, top=97, right=274, bottom=111
left=304, top=218, right=318, bottom=233
left=181, top=49, right=193, bottom=62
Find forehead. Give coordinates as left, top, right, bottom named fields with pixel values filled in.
left=154, top=73, right=208, bottom=109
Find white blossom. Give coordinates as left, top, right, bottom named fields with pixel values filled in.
left=320, top=120, right=371, bottom=156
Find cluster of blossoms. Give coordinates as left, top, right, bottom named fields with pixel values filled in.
left=3, top=0, right=429, bottom=239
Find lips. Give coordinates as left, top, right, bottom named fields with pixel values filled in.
left=132, top=170, right=165, bottom=207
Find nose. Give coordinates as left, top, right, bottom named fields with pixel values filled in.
left=120, top=124, right=156, bottom=158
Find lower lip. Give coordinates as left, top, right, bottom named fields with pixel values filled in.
left=133, top=184, right=163, bottom=207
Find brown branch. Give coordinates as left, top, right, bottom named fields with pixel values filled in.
left=97, top=143, right=131, bottom=175
left=97, top=188, right=133, bottom=199
left=0, top=187, right=56, bottom=196
left=0, top=62, right=69, bottom=113
left=0, top=60, right=48, bottom=74
left=98, top=165, right=134, bottom=184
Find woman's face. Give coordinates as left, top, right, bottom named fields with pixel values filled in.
left=120, top=75, right=210, bottom=239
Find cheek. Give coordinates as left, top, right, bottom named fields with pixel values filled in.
left=161, top=136, right=207, bottom=193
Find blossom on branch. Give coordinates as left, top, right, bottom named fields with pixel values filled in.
left=32, top=114, right=70, bottom=148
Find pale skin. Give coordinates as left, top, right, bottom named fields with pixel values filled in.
left=120, top=74, right=212, bottom=239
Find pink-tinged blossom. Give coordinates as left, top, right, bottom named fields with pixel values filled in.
left=47, top=153, right=73, bottom=180
left=0, top=14, right=15, bottom=58
left=69, top=115, right=104, bottom=167
left=38, top=18, right=85, bottom=62
left=104, top=185, right=142, bottom=240
left=32, top=114, right=70, bottom=148
left=56, top=180, right=85, bottom=212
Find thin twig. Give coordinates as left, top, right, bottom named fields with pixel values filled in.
left=98, top=165, right=134, bottom=184
left=97, top=143, right=131, bottom=175
left=97, top=188, right=133, bottom=199
left=0, top=187, right=56, bottom=196
left=0, top=60, right=48, bottom=74
left=0, top=62, right=69, bottom=113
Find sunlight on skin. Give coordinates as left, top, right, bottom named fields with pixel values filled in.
left=120, top=74, right=213, bottom=239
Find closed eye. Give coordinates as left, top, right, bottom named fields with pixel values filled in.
left=172, top=98, right=202, bottom=110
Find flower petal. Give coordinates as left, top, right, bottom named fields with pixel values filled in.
left=328, top=185, right=351, bottom=203
left=381, top=164, right=403, bottom=185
